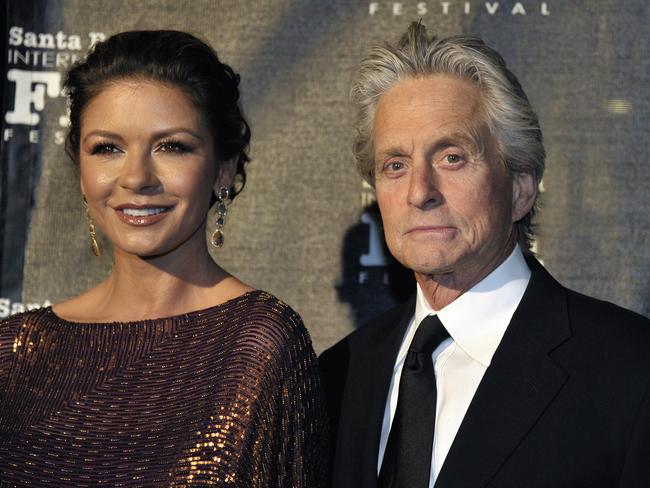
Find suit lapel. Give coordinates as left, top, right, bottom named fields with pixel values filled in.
left=436, top=259, right=572, bottom=488
left=336, top=296, right=415, bottom=488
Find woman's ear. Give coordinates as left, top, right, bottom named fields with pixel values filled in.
left=213, top=159, right=237, bottom=195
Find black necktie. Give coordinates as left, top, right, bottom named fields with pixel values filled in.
left=379, top=315, right=450, bottom=488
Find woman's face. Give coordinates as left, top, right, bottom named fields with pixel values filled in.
left=79, top=79, right=220, bottom=259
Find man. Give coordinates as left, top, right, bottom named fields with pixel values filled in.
left=320, top=22, right=650, bottom=488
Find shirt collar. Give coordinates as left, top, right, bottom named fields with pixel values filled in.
left=413, top=245, right=531, bottom=367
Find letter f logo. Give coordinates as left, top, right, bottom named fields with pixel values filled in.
left=5, top=69, right=61, bottom=126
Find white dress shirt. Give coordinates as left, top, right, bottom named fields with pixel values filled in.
left=377, top=246, right=531, bottom=487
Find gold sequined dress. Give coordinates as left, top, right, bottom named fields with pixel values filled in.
left=0, top=290, right=328, bottom=487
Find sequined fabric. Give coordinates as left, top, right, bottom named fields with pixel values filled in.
left=0, top=290, right=328, bottom=487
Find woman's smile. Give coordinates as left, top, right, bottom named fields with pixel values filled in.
left=114, top=204, right=176, bottom=226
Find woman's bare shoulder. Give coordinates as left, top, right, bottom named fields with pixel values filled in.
left=51, top=285, right=109, bottom=323
left=211, top=275, right=255, bottom=302
left=52, top=275, right=255, bottom=324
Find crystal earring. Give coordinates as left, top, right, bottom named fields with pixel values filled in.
left=211, top=186, right=230, bottom=248
left=83, top=196, right=101, bottom=256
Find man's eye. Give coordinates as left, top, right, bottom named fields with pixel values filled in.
left=386, top=161, right=405, bottom=171
left=445, top=154, right=463, bottom=164
left=90, top=143, right=119, bottom=155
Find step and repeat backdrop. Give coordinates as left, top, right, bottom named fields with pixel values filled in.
left=1, top=0, right=649, bottom=351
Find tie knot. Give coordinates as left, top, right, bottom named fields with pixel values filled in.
left=409, top=315, right=450, bottom=354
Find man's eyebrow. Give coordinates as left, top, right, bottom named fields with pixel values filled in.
left=435, top=130, right=480, bottom=147
left=374, top=126, right=487, bottom=161
left=374, top=138, right=416, bottom=161
left=425, top=129, right=486, bottom=159
left=375, top=147, right=410, bottom=159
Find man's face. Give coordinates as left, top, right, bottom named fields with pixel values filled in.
left=373, top=74, right=532, bottom=286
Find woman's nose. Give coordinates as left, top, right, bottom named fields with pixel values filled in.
left=117, top=150, right=162, bottom=194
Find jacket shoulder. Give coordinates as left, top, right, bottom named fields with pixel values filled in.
left=318, top=299, right=412, bottom=437
left=565, top=288, right=650, bottom=336
left=321, top=300, right=410, bottom=362
left=563, top=288, right=650, bottom=360
left=319, top=302, right=403, bottom=394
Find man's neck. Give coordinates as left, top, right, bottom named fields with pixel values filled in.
left=415, top=238, right=518, bottom=311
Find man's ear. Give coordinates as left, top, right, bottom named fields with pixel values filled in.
left=213, top=159, right=237, bottom=195
left=512, top=172, right=537, bottom=222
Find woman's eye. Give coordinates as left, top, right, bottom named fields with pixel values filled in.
left=90, top=143, right=119, bottom=155
left=158, top=140, right=190, bottom=153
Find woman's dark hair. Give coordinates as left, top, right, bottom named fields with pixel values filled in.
left=65, top=30, right=251, bottom=200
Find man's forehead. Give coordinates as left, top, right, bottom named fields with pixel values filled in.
left=372, top=75, right=488, bottom=152
left=377, top=74, right=484, bottom=111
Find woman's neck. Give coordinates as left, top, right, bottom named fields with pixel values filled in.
left=54, top=233, right=252, bottom=323
left=99, top=243, right=228, bottom=319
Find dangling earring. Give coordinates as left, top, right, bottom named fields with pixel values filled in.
left=83, top=196, right=101, bottom=256
left=211, top=186, right=230, bottom=248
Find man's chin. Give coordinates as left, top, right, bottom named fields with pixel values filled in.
left=407, top=261, right=456, bottom=279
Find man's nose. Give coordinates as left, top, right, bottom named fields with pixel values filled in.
left=117, top=150, right=162, bottom=194
left=406, top=161, right=443, bottom=210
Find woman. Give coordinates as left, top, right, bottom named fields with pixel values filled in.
left=0, top=31, right=328, bottom=486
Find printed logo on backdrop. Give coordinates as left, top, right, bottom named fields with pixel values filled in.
left=1, top=26, right=106, bottom=317
left=0, top=299, right=52, bottom=319
left=368, top=1, right=551, bottom=16
left=338, top=182, right=414, bottom=329
left=4, top=26, right=106, bottom=145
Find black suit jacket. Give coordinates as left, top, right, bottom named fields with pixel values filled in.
left=320, top=259, right=650, bottom=487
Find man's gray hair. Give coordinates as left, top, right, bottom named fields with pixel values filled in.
left=351, top=21, right=545, bottom=251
